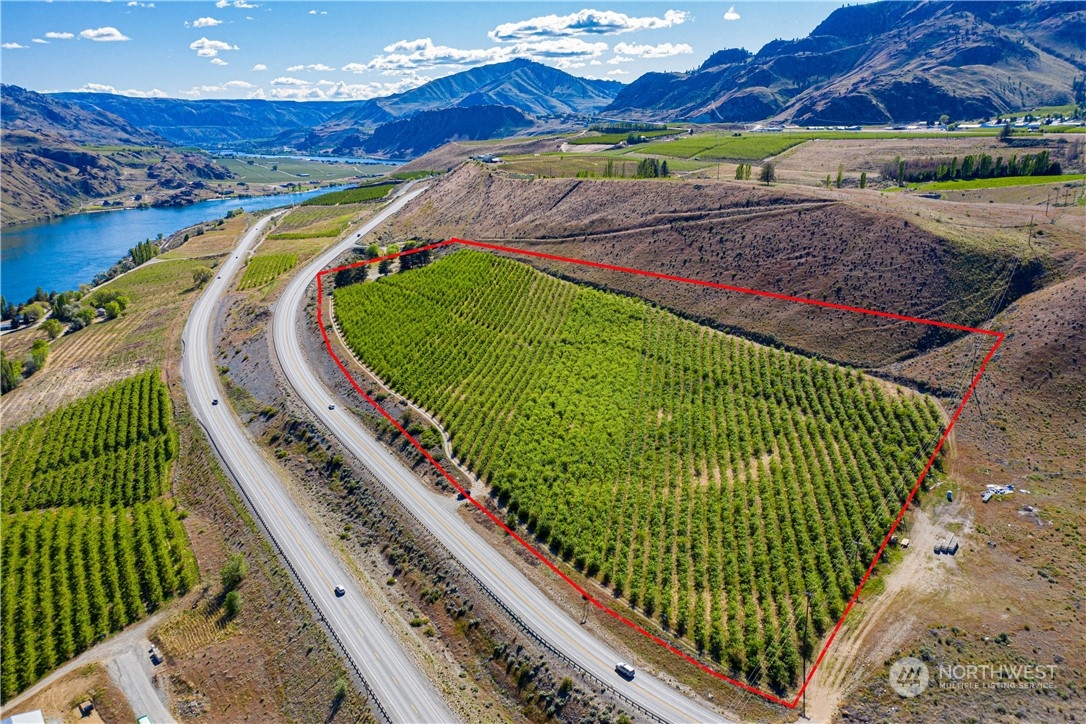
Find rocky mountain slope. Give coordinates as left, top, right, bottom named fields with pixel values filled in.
left=317, top=59, right=620, bottom=132
left=344, top=105, right=533, bottom=159
left=606, top=0, right=1086, bottom=123
left=1, top=83, right=164, bottom=146
left=1, top=87, right=233, bottom=225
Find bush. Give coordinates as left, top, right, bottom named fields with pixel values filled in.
left=41, top=318, right=63, bottom=340
left=223, top=590, right=241, bottom=618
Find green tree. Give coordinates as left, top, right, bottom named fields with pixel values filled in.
left=41, top=318, right=63, bottom=340
left=364, top=243, right=380, bottom=260
left=660, top=160, right=670, bottom=177
left=760, top=161, right=776, bottom=185
left=835, top=163, right=844, bottom=188
left=1, top=351, right=22, bottom=393
left=859, top=171, right=867, bottom=189
left=103, top=302, right=121, bottom=320
left=999, top=122, right=1012, bottom=140
left=735, top=164, right=744, bottom=180
left=192, top=266, right=214, bottom=287
left=220, top=552, right=248, bottom=592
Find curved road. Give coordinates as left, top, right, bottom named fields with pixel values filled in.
left=272, top=190, right=731, bottom=723
left=180, top=212, right=456, bottom=724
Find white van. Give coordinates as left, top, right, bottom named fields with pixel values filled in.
left=615, top=662, right=635, bottom=680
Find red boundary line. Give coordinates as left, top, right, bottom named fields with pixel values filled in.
left=314, top=238, right=1004, bottom=709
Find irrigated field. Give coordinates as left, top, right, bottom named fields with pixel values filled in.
left=238, top=253, right=298, bottom=290
left=635, top=130, right=1002, bottom=162
left=267, top=203, right=363, bottom=240
left=0, top=371, right=197, bottom=699
left=334, top=249, right=945, bottom=691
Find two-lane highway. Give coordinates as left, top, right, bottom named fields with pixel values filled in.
left=180, top=211, right=456, bottom=723
left=272, top=190, right=732, bottom=723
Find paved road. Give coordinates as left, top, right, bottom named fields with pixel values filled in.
left=0, top=611, right=169, bottom=720
left=271, top=191, right=732, bottom=723
left=106, top=647, right=174, bottom=724
left=180, top=212, right=456, bottom=724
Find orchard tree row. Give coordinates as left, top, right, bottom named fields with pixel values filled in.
left=334, top=250, right=944, bottom=692
left=0, top=371, right=196, bottom=699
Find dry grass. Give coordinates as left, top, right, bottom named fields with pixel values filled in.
left=155, top=602, right=239, bottom=658
left=0, top=662, right=133, bottom=724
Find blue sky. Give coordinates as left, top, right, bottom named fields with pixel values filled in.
left=1, top=1, right=856, bottom=101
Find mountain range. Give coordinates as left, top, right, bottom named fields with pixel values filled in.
left=4, top=0, right=1084, bottom=167
left=607, top=0, right=1086, bottom=123
left=54, top=59, right=621, bottom=151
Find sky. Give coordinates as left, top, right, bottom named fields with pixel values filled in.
left=0, top=1, right=857, bottom=101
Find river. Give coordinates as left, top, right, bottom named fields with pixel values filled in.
left=1, top=185, right=349, bottom=304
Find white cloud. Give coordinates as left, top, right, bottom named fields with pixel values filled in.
left=126, top=1, right=155, bottom=7
left=180, top=84, right=227, bottom=97
left=364, top=36, right=607, bottom=73
left=79, top=27, right=131, bottom=42
left=724, top=6, right=741, bottom=21
left=606, top=68, right=629, bottom=76
left=247, top=88, right=266, bottom=99
left=307, top=9, right=327, bottom=15
left=32, top=38, right=49, bottom=44
left=490, top=9, right=685, bottom=41
left=216, top=0, right=258, bottom=7
left=71, top=82, right=166, bottom=97
left=251, top=63, right=267, bottom=71
left=44, top=31, right=75, bottom=40
left=225, top=79, right=254, bottom=88
left=269, top=75, right=430, bottom=101
left=210, top=57, right=228, bottom=65
left=192, top=17, right=222, bottom=28
left=612, top=41, right=693, bottom=58
left=554, top=59, right=585, bottom=69
left=189, top=37, right=238, bottom=57
left=270, top=76, right=310, bottom=86
left=607, top=55, right=634, bottom=64
left=287, top=62, right=334, bottom=72
left=520, top=38, right=609, bottom=59
left=2, top=42, right=28, bottom=49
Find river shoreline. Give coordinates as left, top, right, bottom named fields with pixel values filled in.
left=1, top=184, right=354, bottom=303
left=1, top=181, right=351, bottom=230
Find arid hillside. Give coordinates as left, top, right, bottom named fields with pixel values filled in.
left=1, top=130, right=234, bottom=226
left=380, top=164, right=1062, bottom=367
left=379, top=163, right=1085, bottom=722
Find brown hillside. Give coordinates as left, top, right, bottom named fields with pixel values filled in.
left=381, top=164, right=1053, bottom=367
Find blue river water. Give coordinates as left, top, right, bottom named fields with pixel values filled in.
left=1, top=186, right=349, bottom=304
